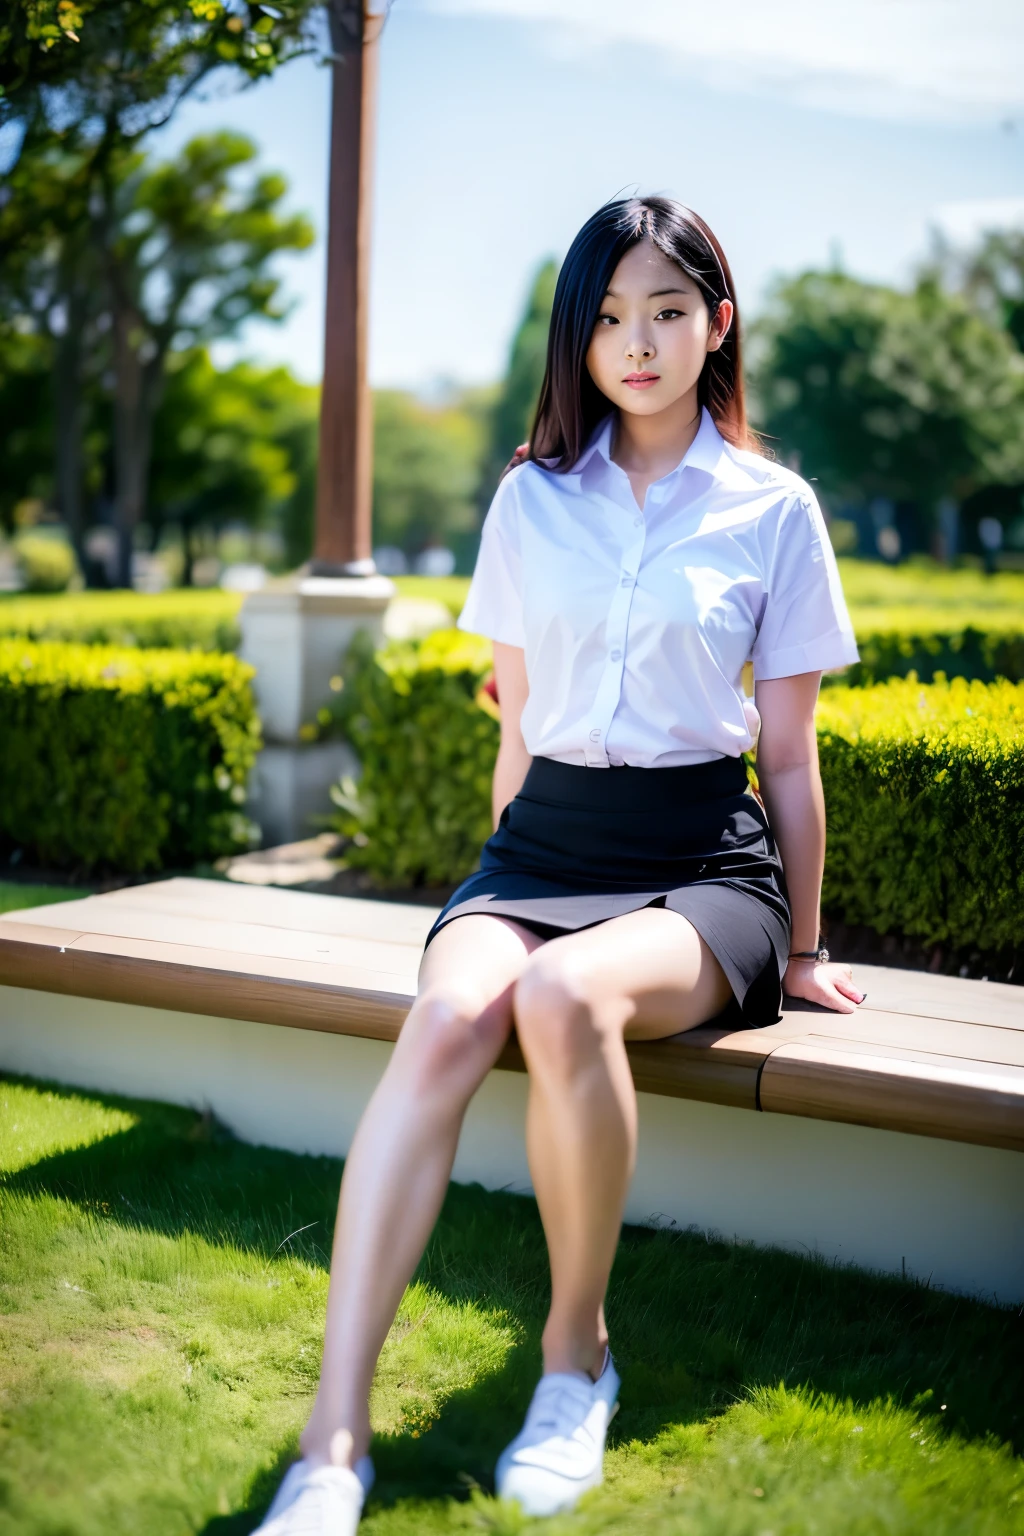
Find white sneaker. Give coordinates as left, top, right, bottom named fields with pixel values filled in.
left=495, top=1353, right=620, bottom=1516
left=254, top=1455, right=374, bottom=1535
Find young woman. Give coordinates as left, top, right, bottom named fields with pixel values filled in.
left=257, top=195, right=865, bottom=1535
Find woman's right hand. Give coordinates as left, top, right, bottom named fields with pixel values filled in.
left=783, top=958, right=865, bottom=1013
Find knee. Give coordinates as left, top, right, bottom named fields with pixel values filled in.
left=513, top=953, right=605, bottom=1078
left=398, top=987, right=510, bottom=1092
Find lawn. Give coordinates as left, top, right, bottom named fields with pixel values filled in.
left=2, top=559, right=1023, bottom=641
left=1, top=1077, right=1021, bottom=1536
left=0, top=881, right=89, bottom=916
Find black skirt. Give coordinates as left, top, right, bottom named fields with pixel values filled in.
left=424, top=754, right=792, bottom=1028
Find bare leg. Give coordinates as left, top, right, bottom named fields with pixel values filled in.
left=300, top=914, right=543, bottom=1466
left=513, top=908, right=733, bottom=1379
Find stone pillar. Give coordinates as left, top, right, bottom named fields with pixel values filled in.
left=240, top=572, right=394, bottom=846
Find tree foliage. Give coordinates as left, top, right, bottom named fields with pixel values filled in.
left=479, top=257, right=556, bottom=510
left=927, top=228, right=1024, bottom=354
left=371, top=389, right=486, bottom=559
left=0, top=127, right=313, bottom=580
left=0, top=0, right=319, bottom=146
left=0, top=0, right=320, bottom=584
left=0, top=135, right=106, bottom=555
left=150, top=348, right=318, bottom=580
left=752, top=271, right=1024, bottom=515
left=103, top=130, right=313, bottom=582
left=0, top=329, right=54, bottom=532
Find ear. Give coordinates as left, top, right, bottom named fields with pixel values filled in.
left=706, top=298, right=734, bottom=353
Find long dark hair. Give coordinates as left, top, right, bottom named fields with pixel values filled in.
left=530, top=196, right=756, bottom=469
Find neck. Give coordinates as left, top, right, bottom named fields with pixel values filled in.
left=611, top=389, right=703, bottom=474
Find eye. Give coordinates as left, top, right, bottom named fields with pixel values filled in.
left=655, top=308, right=683, bottom=321
left=596, top=314, right=619, bottom=326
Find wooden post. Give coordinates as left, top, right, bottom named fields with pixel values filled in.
left=312, top=0, right=380, bottom=576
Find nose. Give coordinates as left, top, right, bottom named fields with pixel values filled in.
left=624, top=329, right=655, bottom=363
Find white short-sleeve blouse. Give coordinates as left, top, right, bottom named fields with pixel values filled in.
left=458, top=407, right=859, bottom=768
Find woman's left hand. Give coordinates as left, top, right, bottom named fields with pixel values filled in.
left=782, top=959, right=865, bottom=1013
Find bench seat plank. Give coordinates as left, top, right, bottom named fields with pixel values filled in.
left=2, top=900, right=423, bottom=977
left=1, top=881, right=1022, bottom=1150
left=66, top=878, right=440, bottom=946
left=826, top=963, right=1024, bottom=1032
left=761, top=1041, right=1024, bottom=1151
left=771, top=1010, right=1024, bottom=1067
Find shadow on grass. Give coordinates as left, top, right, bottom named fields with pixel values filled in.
left=4, top=1071, right=1023, bottom=1534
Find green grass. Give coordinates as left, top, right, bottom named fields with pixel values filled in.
left=1, top=1077, right=1021, bottom=1535
left=0, top=881, right=90, bottom=916
left=836, top=557, right=1024, bottom=617
left=385, top=564, right=1024, bottom=637
left=392, top=575, right=472, bottom=617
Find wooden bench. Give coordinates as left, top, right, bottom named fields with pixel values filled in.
left=1, top=878, right=1022, bottom=1301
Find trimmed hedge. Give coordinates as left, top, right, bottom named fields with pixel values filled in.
left=0, top=640, right=261, bottom=872
left=817, top=676, right=1023, bottom=953
left=0, top=590, right=243, bottom=652
left=830, top=613, right=1024, bottom=687
left=4, top=580, right=1023, bottom=686
left=332, top=638, right=1023, bottom=957
left=829, top=562, right=1024, bottom=685
left=329, top=629, right=498, bottom=888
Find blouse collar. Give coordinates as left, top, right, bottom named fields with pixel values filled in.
left=565, top=405, right=734, bottom=490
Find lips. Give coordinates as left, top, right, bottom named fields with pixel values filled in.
left=623, top=372, right=660, bottom=389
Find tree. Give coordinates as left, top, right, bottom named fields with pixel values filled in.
left=149, top=348, right=318, bottom=583
left=926, top=228, right=1024, bottom=353
left=479, top=257, right=557, bottom=511
left=924, top=229, right=1024, bottom=559
left=752, top=272, right=1024, bottom=524
left=0, top=130, right=313, bottom=579
left=0, top=328, right=54, bottom=532
left=1, top=0, right=318, bottom=149
left=0, top=0, right=320, bottom=581
left=100, top=130, right=313, bottom=583
left=0, top=135, right=105, bottom=563
left=371, top=390, right=485, bottom=561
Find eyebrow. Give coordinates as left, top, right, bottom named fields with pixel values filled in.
left=604, top=286, right=690, bottom=299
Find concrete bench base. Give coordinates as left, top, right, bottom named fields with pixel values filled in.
left=4, top=982, right=1022, bottom=1304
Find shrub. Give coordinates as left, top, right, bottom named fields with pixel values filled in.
left=832, top=562, right=1024, bottom=685
left=329, top=628, right=498, bottom=887
left=817, top=675, right=1024, bottom=953
left=830, top=614, right=1024, bottom=687
left=332, top=639, right=1023, bottom=960
left=0, top=589, right=243, bottom=651
left=13, top=534, right=78, bottom=593
left=0, top=640, right=261, bottom=872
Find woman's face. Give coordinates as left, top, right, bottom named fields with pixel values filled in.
left=585, top=239, right=733, bottom=419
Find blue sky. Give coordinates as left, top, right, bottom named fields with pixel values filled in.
left=154, top=0, right=1024, bottom=389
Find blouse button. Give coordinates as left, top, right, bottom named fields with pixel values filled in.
left=589, top=729, right=601, bottom=742
left=610, top=649, right=622, bottom=661
left=633, top=516, right=642, bottom=528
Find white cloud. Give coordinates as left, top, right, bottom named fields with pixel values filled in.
left=417, top=0, right=1024, bottom=123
